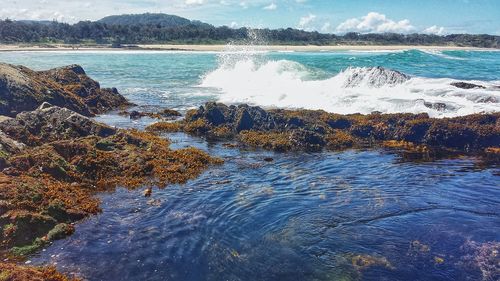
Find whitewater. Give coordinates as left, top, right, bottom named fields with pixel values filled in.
left=201, top=50, right=500, bottom=118
left=0, top=49, right=498, bottom=118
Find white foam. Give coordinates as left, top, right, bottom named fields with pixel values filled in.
left=200, top=57, right=500, bottom=118
left=419, top=49, right=466, bottom=60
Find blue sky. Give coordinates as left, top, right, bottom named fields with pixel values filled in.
left=1, top=0, right=499, bottom=34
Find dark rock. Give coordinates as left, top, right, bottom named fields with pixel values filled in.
left=0, top=103, right=116, bottom=146
left=204, top=102, right=226, bottom=125
left=0, top=63, right=132, bottom=117
left=451, top=82, right=486, bottom=89
left=129, top=110, right=144, bottom=119
left=286, top=117, right=305, bottom=129
left=170, top=102, right=499, bottom=155
left=326, top=117, right=352, bottom=129
left=160, top=108, right=182, bottom=117
left=424, top=101, right=447, bottom=111
left=263, top=157, right=274, bottom=162
left=289, top=129, right=325, bottom=150
left=235, top=108, right=254, bottom=132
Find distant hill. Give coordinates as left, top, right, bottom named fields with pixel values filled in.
left=98, top=13, right=209, bottom=28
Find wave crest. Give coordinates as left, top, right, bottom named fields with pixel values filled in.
left=200, top=57, right=499, bottom=118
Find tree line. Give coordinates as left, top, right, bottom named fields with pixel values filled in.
left=0, top=19, right=498, bottom=48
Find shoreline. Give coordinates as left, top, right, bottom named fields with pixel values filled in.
left=0, top=43, right=497, bottom=52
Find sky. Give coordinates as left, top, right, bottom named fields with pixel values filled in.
left=1, top=0, right=499, bottom=35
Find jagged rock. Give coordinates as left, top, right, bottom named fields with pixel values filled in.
left=0, top=130, right=25, bottom=154
left=451, top=82, right=486, bottom=89
left=343, top=66, right=410, bottom=88
left=0, top=103, right=116, bottom=146
left=0, top=63, right=132, bottom=117
left=129, top=110, right=144, bottom=119
left=151, top=102, right=500, bottom=154
left=235, top=108, right=254, bottom=132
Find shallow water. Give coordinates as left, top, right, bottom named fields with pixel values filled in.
left=30, top=132, right=500, bottom=281
left=1, top=50, right=499, bottom=280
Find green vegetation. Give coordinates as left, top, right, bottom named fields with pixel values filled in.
left=0, top=13, right=498, bottom=47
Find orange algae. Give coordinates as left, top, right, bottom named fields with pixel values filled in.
left=238, top=131, right=293, bottom=152
left=146, top=121, right=183, bottom=133
left=0, top=263, right=78, bottom=281
left=382, top=140, right=429, bottom=153
left=351, top=254, right=395, bottom=271
left=0, top=128, right=221, bottom=261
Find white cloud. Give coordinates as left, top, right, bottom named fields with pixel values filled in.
left=336, top=12, right=415, bottom=34
left=321, top=22, right=331, bottom=33
left=423, top=25, right=446, bottom=35
left=185, top=0, right=205, bottom=6
left=263, top=3, right=277, bottom=10
left=298, top=13, right=316, bottom=30
left=0, top=7, right=76, bottom=22
left=230, top=21, right=238, bottom=28
left=239, top=1, right=248, bottom=9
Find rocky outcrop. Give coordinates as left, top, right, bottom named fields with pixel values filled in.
left=451, top=82, right=486, bottom=89
left=0, top=67, right=220, bottom=270
left=148, top=102, right=500, bottom=156
left=120, top=108, right=182, bottom=120
left=0, top=102, right=116, bottom=146
left=343, top=66, right=410, bottom=88
left=0, top=63, right=132, bottom=117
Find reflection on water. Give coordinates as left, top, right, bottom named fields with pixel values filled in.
left=31, top=131, right=499, bottom=281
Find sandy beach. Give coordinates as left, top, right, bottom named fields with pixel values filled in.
left=0, top=43, right=495, bottom=52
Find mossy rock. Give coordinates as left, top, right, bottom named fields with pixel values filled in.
left=96, top=140, right=116, bottom=151
left=10, top=238, right=47, bottom=256
left=46, top=223, right=74, bottom=241
left=8, top=212, right=57, bottom=246
left=46, top=201, right=71, bottom=222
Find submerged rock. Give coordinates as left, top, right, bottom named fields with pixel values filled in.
left=0, top=63, right=132, bottom=117
left=459, top=240, right=500, bottom=281
left=350, top=254, right=395, bottom=271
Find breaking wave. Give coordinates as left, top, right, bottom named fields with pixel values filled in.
left=200, top=55, right=500, bottom=118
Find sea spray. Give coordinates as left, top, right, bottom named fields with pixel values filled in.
left=201, top=49, right=500, bottom=118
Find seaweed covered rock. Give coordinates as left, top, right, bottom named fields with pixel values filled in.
left=0, top=126, right=221, bottom=257
left=0, top=103, right=116, bottom=146
left=0, top=263, right=76, bottom=281
left=121, top=108, right=182, bottom=120
left=0, top=106, right=221, bottom=261
left=0, top=63, right=132, bottom=117
left=148, top=102, right=500, bottom=157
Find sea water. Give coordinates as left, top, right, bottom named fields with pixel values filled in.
left=1, top=49, right=499, bottom=117
left=0, top=49, right=498, bottom=281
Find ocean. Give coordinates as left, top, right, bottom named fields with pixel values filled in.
left=0, top=49, right=499, bottom=281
